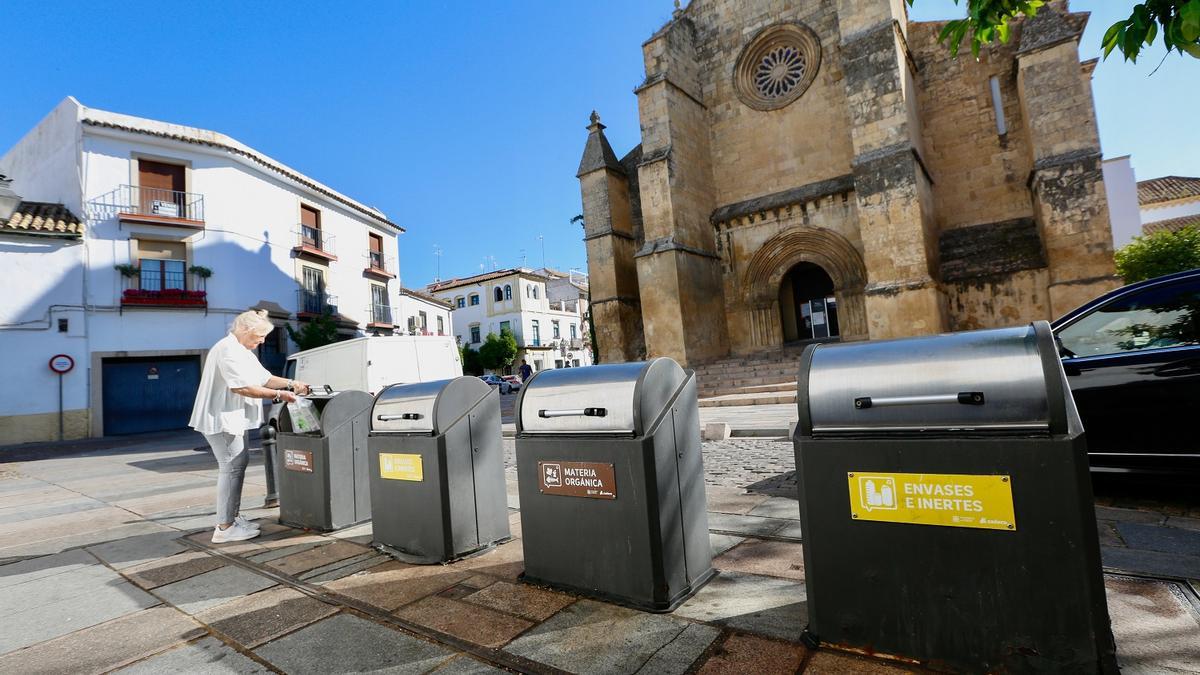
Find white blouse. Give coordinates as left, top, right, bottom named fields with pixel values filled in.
left=189, top=333, right=272, bottom=437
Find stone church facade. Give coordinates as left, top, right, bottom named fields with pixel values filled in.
left=577, top=0, right=1117, bottom=365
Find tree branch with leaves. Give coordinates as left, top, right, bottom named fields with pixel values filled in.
left=909, top=0, right=1200, bottom=62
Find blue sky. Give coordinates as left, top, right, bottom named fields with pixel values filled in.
left=2, top=1, right=1195, bottom=289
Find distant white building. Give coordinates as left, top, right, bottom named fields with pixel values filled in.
left=396, top=288, right=453, bottom=338
left=0, top=97, right=404, bottom=444
left=427, top=268, right=592, bottom=374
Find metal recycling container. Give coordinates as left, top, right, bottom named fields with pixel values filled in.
left=367, top=377, right=509, bottom=564
left=793, top=321, right=1117, bottom=673
left=514, top=357, right=714, bottom=612
left=277, top=390, right=374, bottom=531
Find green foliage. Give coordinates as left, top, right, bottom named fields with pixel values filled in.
left=461, top=344, right=484, bottom=375
left=478, top=328, right=519, bottom=371
left=908, top=0, right=1200, bottom=62
left=188, top=265, right=213, bottom=278
left=286, top=312, right=340, bottom=351
left=114, top=264, right=139, bottom=278
left=1115, top=225, right=1200, bottom=283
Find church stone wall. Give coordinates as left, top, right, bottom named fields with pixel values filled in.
left=686, top=0, right=855, bottom=207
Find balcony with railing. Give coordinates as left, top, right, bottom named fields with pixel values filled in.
left=297, top=288, right=339, bottom=317
left=292, top=226, right=338, bottom=262
left=367, top=303, right=394, bottom=329
left=364, top=251, right=396, bottom=280
left=119, top=266, right=207, bottom=309
left=117, top=185, right=205, bottom=228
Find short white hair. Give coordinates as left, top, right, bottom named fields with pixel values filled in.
left=231, top=309, right=274, bottom=336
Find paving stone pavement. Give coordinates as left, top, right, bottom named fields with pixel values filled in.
left=0, top=429, right=1197, bottom=673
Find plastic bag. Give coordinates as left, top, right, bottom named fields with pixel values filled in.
left=287, top=398, right=322, bottom=434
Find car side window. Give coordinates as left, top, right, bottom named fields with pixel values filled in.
left=1057, top=280, right=1200, bottom=357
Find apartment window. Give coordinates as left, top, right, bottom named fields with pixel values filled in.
left=533, top=286, right=539, bottom=300
left=300, top=205, right=322, bottom=249
left=572, top=359, right=580, bottom=367
left=555, top=359, right=564, bottom=369
left=140, top=259, right=186, bottom=291
left=469, top=294, right=480, bottom=306
left=370, top=284, right=389, bottom=324
left=456, top=296, right=465, bottom=308
left=368, top=233, right=384, bottom=270
left=136, top=239, right=187, bottom=291
left=531, top=320, right=540, bottom=346
left=470, top=325, right=481, bottom=343
left=504, top=284, right=512, bottom=300
left=570, top=323, right=577, bottom=340
left=534, top=359, right=543, bottom=371
left=494, top=287, right=503, bottom=302
left=526, top=285, right=532, bottom=299
left=437, top=316, right=444, bottom=335
left=552, top=321, right=560, bottom=339
left=137, top=159, right=185, bottom=217
left=419, top=311, right=428, bottom=332
left=300, top=266, right=326, bottom=313
left=499, top=320, right=511, bottom=334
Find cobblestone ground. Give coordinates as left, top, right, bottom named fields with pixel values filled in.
left=502, top=438, right=798, bottom=494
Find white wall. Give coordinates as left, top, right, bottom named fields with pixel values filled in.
left=0, top=97, right=82, bottom=215
left=1141, top=199, right=1200, bottom=225
left=1102, top=157, right=1142, bottom=248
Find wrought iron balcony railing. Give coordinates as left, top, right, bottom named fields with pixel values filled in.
left=365, top=251, right=396, bottom=277
left=295, top=226, right=337, bottom=258
left=368, top=303, right=393, bottom=325
left=119, top=185, right=205, bottom=223
left=297, top=289, right=338, bottom=316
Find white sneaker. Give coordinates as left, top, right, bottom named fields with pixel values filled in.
left=234, top=515, right=260, bottom=531
left=212, top=521, right=260, bottom=543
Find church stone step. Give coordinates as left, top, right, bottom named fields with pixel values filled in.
left=697, top=390, right=799, bottom=407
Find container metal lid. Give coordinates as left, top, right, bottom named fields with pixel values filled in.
left=803, top=324, right=1056, bottom=434
left=517, top=358, right=687, bottom=435
left=371, top=377, right=491, bottom=434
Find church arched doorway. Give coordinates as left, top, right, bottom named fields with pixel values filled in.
left=778, top=262, right=839, bottom=343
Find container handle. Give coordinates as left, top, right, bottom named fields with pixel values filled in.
left=854, top=392, right=984, bottom=409
left=377, top=413, right=424, bottom=421
left=538, top=407, right=607, bottom=418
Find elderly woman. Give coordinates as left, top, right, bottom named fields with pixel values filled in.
left=190, top=309, right=312, bottom=543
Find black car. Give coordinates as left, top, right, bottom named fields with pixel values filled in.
left=1051, top=268, right=1200, bottom=470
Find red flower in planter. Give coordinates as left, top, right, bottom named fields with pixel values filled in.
left=121, top=288, right=207, bottom=305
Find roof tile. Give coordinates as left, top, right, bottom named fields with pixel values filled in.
left=1142, top=214, right=1200, bottom=236
left=2, top=201, right=84, bottom=237
left=1137, top=176, right=1200, bottom=206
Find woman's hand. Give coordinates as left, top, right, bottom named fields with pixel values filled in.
left=277, top=390, right=299, bottom=404
left=291, top=380, right=313, bottom=396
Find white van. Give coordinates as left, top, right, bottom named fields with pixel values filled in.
left=283, top=335, right=462, bottom=395
left=266, top=335, right=462, bottom=431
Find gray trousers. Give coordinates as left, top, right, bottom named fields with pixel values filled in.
left=204, top=431, right=249, bottom=526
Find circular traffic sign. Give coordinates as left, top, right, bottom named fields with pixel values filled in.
left=49, top=354, right=75, bottom=374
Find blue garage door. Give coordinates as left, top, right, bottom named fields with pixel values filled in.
left=102, top=356, right=201, bottom=435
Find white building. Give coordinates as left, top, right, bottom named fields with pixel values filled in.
left=427, top=268, right=592, bottom=374
left=0, top=97, right=405, bottom=444
left=396, top=288, right=453, bottom=338
left=1101, top=157, right=1142, bottom=249
left=1137, top=175, right=1200, bottom=236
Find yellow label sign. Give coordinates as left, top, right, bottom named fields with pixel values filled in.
left=380, top=453, right=423, bottom=481
left=847, top=472, right=1016, bottom=531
